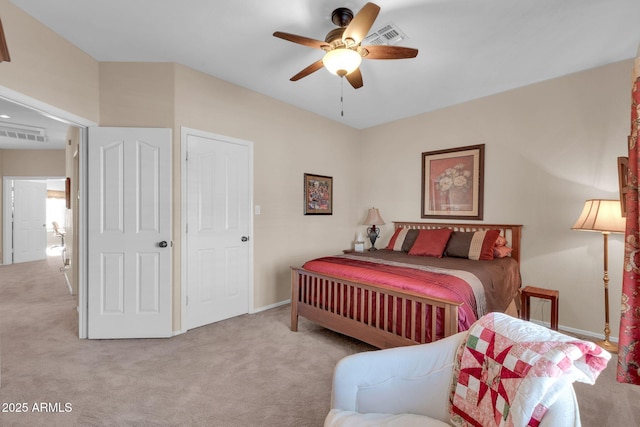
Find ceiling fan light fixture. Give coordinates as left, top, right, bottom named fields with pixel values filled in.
left=322, top=48, right=361, bottom=77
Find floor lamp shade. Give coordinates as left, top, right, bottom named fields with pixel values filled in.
left=571, top=199, right=625, bottom=233
left=572, top=199, right=625, bottom=353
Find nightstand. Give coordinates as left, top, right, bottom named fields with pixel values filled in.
left=520, top=286, right=559, bottom=331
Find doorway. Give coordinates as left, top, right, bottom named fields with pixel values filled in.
left=0, top=85, right=96, bottom=338
left=2, top=177, right=67, bottom=265
left=181, top=127, right=254, bottom=332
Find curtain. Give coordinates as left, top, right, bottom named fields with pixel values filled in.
left=618, top=47, right=640, bottom=384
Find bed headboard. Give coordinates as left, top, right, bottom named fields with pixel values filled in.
left=393, top=222, right=523, bottom=263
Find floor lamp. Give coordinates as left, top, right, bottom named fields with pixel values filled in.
left=572, top=199, right=626, bottom=353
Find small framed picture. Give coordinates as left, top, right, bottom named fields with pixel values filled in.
left=304, top=173, right=333, bottom=215
left=421, top=144, right=484, bottom=220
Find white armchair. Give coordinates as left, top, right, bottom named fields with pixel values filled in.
left=325, top=332, right=582, bottom=427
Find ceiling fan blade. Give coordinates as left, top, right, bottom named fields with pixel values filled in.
left=342, top=2, right=380, bottom=46
left=345, top=68, right=363, bottom=89
left=362, top=45, right=418, bottom=59
left=290, top=59, right=325, bottom=81
left=273, top=31, right=329, bottom=50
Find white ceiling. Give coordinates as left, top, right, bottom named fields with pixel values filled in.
left=2, top=0, right=640, bottom=147
left=0, top=96, right=71, bottom=149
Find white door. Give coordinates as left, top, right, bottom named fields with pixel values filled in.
left=87, top=127, right=172, bottom=339
left=185, top=130, right=251, bottom=330
left=13, top=180, right=47, bottom=263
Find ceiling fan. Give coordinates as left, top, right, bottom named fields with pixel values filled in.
left=273, top=2, right=418, bottom=89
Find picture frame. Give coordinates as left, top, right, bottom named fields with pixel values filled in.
left=618, top=155, right=629, bottom=217
left=421, top=144, right=484, bottom=220
left=304, top=173, right=333, bottom=215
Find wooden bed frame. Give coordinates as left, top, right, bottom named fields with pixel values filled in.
left=290, top=222, right=523, bottom=349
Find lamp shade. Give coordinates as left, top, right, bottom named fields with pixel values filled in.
left=572, top=199, right=626, bottom=233
left=364, top=208, right=385, bottom=226
left=323, top=48, right=362, bottom=77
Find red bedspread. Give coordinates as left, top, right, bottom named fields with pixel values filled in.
left=300, top=251, right=521, bottom=340
left=302, top=255, right=478, bottom=331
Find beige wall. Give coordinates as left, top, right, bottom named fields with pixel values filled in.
left=0, top=0, right=99, bottom=123
left=361, top=60, right=631, bottom=339
left=0, top=149, right=66, bottom=176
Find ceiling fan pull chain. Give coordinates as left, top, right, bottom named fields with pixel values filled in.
left=341, top=77, right=344, bottom=117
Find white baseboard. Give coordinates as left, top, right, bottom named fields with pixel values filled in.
left=173, top=300, right=291, bottom=336
left=528, top=319, right=618, bottom=343
left=250, top=299, right=291, bottom=314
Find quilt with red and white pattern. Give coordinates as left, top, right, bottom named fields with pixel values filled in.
left=449, top=312, right=610, bottom=427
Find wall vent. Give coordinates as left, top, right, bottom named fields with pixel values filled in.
left=0, top=122, right=47, bottom=143
left=364, top=23, right=408, bottom=46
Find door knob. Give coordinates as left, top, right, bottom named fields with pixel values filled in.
left=158, top=241, right=168, bottom=248
left=241, top=236, right=249, bottom=242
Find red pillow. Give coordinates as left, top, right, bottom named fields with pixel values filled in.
left=476, top=229, right=501, bottom=260
left=386, top=227, right=407, bottom=250
left=408, top=228, right=453, bottom=257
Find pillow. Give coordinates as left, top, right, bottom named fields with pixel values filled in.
left=401, top=230, right=420, bottom=252
left=493, top=234, right=513, bottom=258
left=445, top=229, right=500, bottom=260
left=493, top=245, right=513, bottom=258
left=408, top=228, right=453, bottom=257
left=386, top=227, right=406, bottom=250
left=386, top=228, right=419, bottom=252
left=495, top=235, right=508, bottom=247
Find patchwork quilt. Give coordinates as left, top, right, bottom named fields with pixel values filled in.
left=449, top=312, right=611, bottom=427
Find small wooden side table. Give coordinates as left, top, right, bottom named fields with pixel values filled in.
left=520, top=286, right=559, bottom=331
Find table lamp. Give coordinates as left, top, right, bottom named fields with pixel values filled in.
left=364, top=208, right=385, bottom=251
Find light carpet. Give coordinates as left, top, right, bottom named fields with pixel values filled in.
left=0, top=257, right=638, bottom=426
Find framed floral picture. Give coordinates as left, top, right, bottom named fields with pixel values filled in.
left=421, top=144, right=484, bottom=219
left=304, top=173, right=333, bottom=215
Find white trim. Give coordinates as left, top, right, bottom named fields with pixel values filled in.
left=251, top=299, right=291, bottom=314
left=0, top=85, right=96, bottom=129
left=180, top=127, right=254, bottom=334
left=180, top=128, right=187, bottom=334
left=2, top=177, right=12, bottom=265
left=78, top=128, right=89, bottom=339
left=527, top=319, right=618, bottom=342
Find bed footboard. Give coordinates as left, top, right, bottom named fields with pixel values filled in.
left=291, top=267, right=462, bottom=349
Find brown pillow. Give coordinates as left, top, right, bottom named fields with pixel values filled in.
left=445, top=230, right=501, bottom=260
left=401, top=229, right=419, bottom=252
